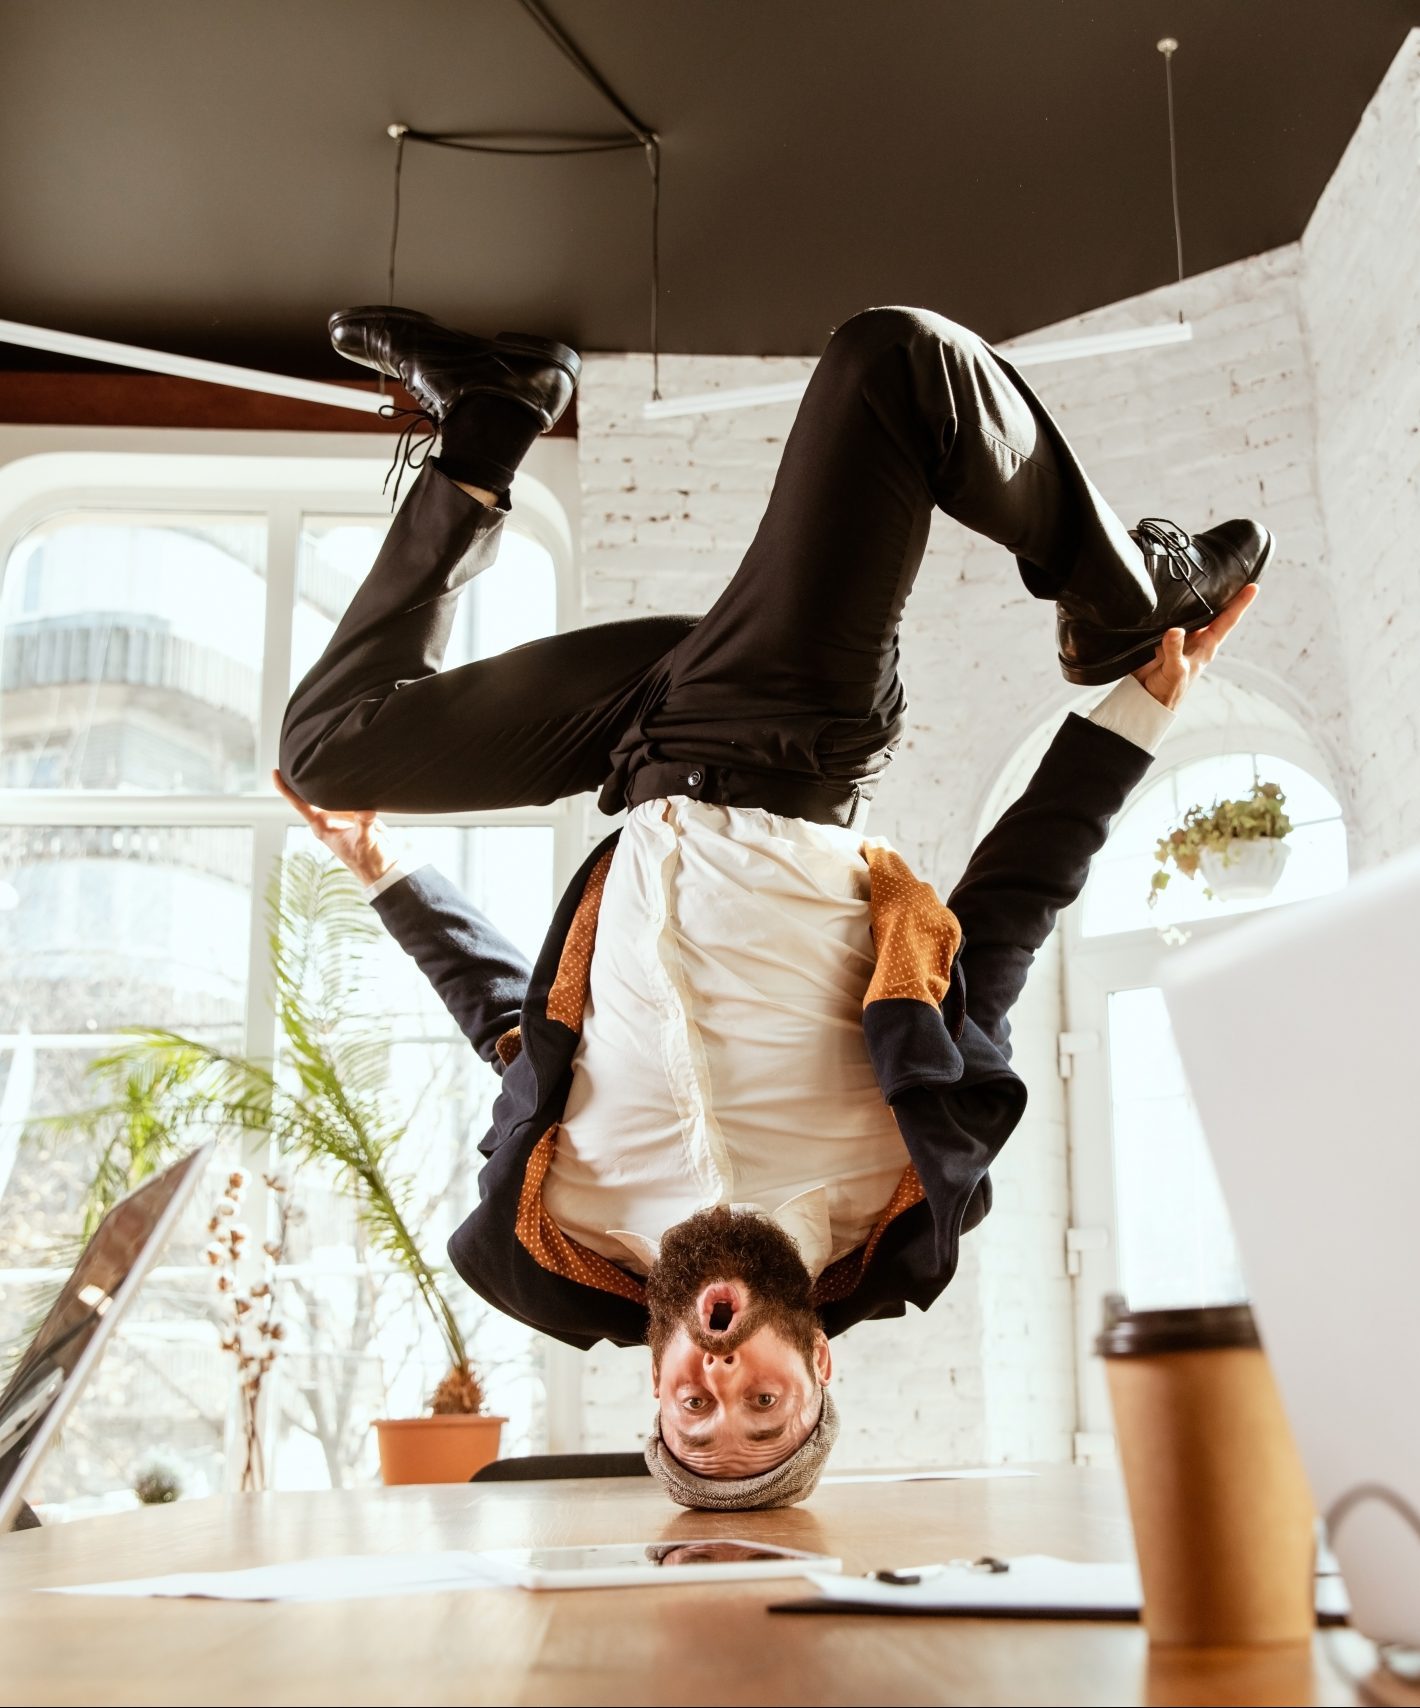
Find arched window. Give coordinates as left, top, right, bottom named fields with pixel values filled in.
left=0, top=450, right=573, bottom=1512
left=977, top=675, right=1348, bottom=1458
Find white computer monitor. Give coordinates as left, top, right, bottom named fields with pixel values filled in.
left=1161, top=845, right=1420, bottom=1649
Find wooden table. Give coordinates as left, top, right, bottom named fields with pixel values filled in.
left=0, top=1466, right=1385, bottom=1706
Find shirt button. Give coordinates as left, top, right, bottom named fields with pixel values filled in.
left=686, top=769, right=703, bottom=788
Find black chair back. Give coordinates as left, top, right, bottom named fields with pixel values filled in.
left=472, top=1451, right=650, bottom=1482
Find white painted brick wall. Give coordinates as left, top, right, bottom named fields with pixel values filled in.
left=569, top=31, right=1420, bottom=1465
left=1300, top=30, right=1420, bottom=865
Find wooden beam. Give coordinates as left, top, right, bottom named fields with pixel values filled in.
left=0, top=371, right=577, bottom=436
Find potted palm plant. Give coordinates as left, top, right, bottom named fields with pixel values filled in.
left=48, top=852, right=503, bottom=1485
left=1149, top=780, right=1294, bottom=908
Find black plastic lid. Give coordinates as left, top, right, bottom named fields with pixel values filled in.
left=1095, top=1295, right=1261, bottom=1358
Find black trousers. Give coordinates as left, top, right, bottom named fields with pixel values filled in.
left=280, top=307, right=1150, bottom=824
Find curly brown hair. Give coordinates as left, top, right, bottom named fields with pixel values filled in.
left=645, top=1206, right=820, bottom=1373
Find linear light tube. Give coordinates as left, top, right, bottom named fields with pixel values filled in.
left=0, top=319, right=386, bottom=414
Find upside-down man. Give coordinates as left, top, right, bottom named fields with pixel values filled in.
left=278, top=304, right=1267, bottom=1510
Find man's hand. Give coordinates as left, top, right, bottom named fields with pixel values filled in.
left=271, top=770, right=400, bottom=889
left=1132, top=582, right=1260, bottom=710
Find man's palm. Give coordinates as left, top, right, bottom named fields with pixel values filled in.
left=272, top=771, right=397, bottom=887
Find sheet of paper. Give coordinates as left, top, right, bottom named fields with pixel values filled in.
left=806, top=1554, right=1143, bottom=1614
left=821, top=1467, right=1037, bottom=1485
left=41, top=1550, right=513, bottom=1603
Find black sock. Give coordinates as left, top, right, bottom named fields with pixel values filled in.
left=437, top=395, right=543, bottom=496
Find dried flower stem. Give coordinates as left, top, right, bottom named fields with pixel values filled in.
left=209, top=1167, right=294, bottom=1492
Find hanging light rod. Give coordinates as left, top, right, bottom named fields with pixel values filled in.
left=641, top=320, right=1194, bottom=421
left=0, top=318, right=387, bottom=415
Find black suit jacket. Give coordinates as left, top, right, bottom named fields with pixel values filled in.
left=371, top=712, right=1153, bottom=1350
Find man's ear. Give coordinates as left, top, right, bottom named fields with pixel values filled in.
left=813, top=1329, right=832, bottom=1386
left=650, top=1353, right=660, bottom=1399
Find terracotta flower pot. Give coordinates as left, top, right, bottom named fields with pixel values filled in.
left=373, top=1415, right=506, bottom=1485
left=1199, top=837, right=1291, bottom=900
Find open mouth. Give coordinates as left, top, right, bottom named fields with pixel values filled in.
left=696, top=1281, right=743, bottom=1336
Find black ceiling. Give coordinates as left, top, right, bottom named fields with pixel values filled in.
left=3, top=0, right=1418, bottom=375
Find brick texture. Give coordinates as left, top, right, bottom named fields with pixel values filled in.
left=1300, top=31, right=1420, bottom=865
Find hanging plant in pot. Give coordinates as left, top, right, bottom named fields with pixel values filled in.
left=50, top=852, right=504, bottom=1486
left=1149, top=780, right=1294, bottom=908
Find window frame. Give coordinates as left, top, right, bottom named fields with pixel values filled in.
left=0, top=446, right=587, bottom=1489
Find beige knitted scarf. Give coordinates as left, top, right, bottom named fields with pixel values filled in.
left=643, top=1388, right=840, bottom=1510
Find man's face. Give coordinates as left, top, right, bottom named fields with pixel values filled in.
left=646, top=1207, right=832, bottom=1480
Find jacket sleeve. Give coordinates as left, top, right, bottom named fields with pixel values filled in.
left=946, top=712, right=1154, bottom=1056
left=369, top=866, right=533, bottom=1072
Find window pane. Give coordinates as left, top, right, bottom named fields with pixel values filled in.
left=1080, top=752, right=1347, bottom=936
left=0, top=825, right=251, bottom=1036
left=1, top=513, right=267, bottom=791
left=0, top=824, right=251, bottom=1519
left=266, top=826, right=554, bottom=1488
left=290, top=515, right=557, bottom=691
left=1108, top=986, right=1247, bottom=1309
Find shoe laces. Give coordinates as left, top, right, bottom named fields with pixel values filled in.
left=378, top=401, right=438, bottom=509
left=1135, top=516, right=1214, bottom=616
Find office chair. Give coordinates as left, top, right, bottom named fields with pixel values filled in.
left=471, top=1451, right=651, bottom=1482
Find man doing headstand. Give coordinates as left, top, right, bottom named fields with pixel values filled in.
left=278, top=305, right=1266, bottom=1510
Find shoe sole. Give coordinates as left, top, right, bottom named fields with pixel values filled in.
left=1058, top=527, right=1275, bottom=687
left=328, top=306, right=582, bottom=385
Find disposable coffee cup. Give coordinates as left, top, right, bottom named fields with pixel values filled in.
left=1097, top=1296, right=1316, bottom=1646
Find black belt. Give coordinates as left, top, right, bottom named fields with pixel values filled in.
left=623, top=760, right=868, bottom=828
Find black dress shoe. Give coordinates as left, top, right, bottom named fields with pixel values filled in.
left=329, top=305, right=581, bottom=500
left=1057, top=517, right=1274, bottom=686
left=328, top=305, right=581, bottom=430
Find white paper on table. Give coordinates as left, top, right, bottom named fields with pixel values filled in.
left=805, top=1555, right=1143, bottom=1615
left=821, top=1468, right=1037, bottom=1485
left=40, top=1550, right=514, bottom=1603
left=803, top=1558, right=1352, bottom=1621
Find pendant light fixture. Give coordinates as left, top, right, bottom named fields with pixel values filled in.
left=642, top=34, right=1197, bottom=420
left=0, top=1, right=660, bottom=416
left=0, top=24, right=1195, bottom=426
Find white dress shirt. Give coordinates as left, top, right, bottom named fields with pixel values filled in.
left=545, top=677, right=1173, bottom=1275
left=371, top=677, right=1174, bottom=1277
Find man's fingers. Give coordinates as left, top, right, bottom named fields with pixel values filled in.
left=272, top=769, right=322, bottom=824
left=272, top=770, right=378, bottom=836
left=1185, top=583, right=1260, bottom=665
left=1205, top=582, right=1260, bottom=647
left=1157, top=628, right=1186, bottom=676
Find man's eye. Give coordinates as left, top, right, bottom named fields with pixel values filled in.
left=683, top=1395, right=707, bottom=1411
left=753, top=1393, right=777, bottom=1408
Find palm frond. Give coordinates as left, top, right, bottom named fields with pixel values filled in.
left=47, top=849, right=473, bottom=1384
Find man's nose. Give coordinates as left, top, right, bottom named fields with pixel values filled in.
left=701, top=1349, right=738, bottom=1383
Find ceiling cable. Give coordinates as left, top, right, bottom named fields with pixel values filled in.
left=1157, top=37, right=1186, bottom=322
left=514, top=0, right=654, bottom=148
left=386, top=127, right=405, bottom=310
left=382, top=1, right=663, bottom=398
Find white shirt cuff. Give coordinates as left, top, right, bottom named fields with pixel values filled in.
left=363, top=862, right=415, bottom=903
left=1085, top=674, right=1176, bottom=756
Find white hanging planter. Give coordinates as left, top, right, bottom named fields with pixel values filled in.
left=1198, top=838, right=1291, bottom=900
